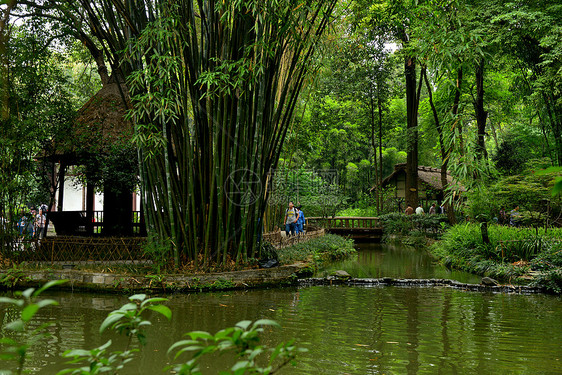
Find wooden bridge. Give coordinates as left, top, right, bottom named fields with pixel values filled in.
left=306, top=217, right=383, bottom=241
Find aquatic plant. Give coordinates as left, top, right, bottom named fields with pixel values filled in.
left=0, top=280, right=67, bottom=375
left=0, top=284, right=302, bottom=374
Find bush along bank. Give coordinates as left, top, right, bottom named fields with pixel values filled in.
left=378, top=213, right=452, bottom=247
left=276, top=234, right=357, bottom=276
left=430, top=223, right=562, bottom=293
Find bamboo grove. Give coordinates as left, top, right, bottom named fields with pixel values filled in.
left=51, top=0, right=337, bottom=269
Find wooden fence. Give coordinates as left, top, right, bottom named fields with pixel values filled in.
left=3, top=237, right=147, bottom=265
left=262, top=227, right=325, bottom=249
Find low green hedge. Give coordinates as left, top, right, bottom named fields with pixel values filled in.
left=277, top=234, right=356, bottom=265
left=378, top=213, right=450, bottom=243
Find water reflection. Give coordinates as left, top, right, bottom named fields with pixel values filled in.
left=318, top=242, right=482, bottom=284
left=1, top=242, right=561, bottom=374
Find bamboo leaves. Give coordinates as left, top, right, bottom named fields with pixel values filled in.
left=118, top=0, right=338, bottom=269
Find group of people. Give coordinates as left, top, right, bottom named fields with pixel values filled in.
left=284, top=201, right=305, bottom=237
left=404, top=202, right=445, bottom=215
left=17, top=204, right=48, bottom=239
left=498, top=206, right=522, bottom=227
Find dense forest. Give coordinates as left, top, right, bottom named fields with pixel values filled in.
left=1, top=0, right=562, bottom=268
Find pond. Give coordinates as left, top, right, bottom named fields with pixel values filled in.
left=1, top=243, right=561, bottom=374
left=317, top=242, right=482, bottom=283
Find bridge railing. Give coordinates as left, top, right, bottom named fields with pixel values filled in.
left=306, top=216, right=381, bottom=230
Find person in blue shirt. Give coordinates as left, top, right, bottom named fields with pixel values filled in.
left=296, top=205, right=305, bottom=235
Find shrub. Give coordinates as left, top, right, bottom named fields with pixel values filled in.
left=277, top=234, right=356, bottom=264
left=530, top=270, right=562, bottom=294
left=430, top=223, right=562, bottom=287
left=378, top=213, right=449, bottom=240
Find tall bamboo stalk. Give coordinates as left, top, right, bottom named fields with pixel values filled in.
left=63, top=0, right=336, bottom=269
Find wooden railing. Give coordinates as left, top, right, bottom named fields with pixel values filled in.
left=261, top=227, right=325, bottom=249
left=306, top=216, right=382, bottom=230
left=47, top=211, right=145, bottom=236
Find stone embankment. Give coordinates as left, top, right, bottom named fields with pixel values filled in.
left=11, top=263, right=310, bottom=293
left=299, top=277, right=545, bottom=294
left=9, top=269, right=546, bottom=294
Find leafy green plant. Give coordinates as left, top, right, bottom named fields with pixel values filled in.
left=168, top=319, right=305, bottom=375
left=378, top=213, right=449, bottom=241
left=0, top=266, right=30, bottom=289
left=0, top=280, right=67, bottom=375
left=142, top=233, right=173, bottom=274
left=58, top=294, right=172, bottom=375
left=277, top=234, right=356, bottom=265
left=530, top=270, right=562, bottom=294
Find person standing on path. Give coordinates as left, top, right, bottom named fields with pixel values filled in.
left=284, top=201, right=299, bottom=237
left=296, top=205, right=305, bottom=235
left=35, top=208, right=46, bottom=239
left=415, top=204, right=425, bottom=215
left=405, top=204, right=414, bottom=215
left=429, top=203, right=436, bottom=215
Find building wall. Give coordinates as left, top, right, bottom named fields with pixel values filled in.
left=61, top=174, right=140, bottom=212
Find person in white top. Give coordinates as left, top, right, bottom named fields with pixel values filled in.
left=415, top=204, right=425, bottom=215
left=284, top=201, right=299, bottom=236
left=35, top=208, right=46, bottom=239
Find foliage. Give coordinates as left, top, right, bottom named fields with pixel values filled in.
left=483, top=168, right=562, bottom=227
left=167, top=320, right=305, bottom=375
left=120, top=0, right=338, bottom=269
left=492, top=138, right=534, bottom=175
left=0, top=266, right=30, bottom=289
left=530, top=270, right=562, bottom=294
left=0, top=20, right=78, bottom=248
left=431, top=223, right=562, bottom=288
left=266, top=165, right=348, bottom=223
left=378, top=212, right=450, bottom=240
left=141, top=233, right=173, bottom=274
left=277, top=234, right=356, bottom=265
left=58, top=293, right=171, bottom=374
left=0, top=280, right=67, bottom=375
left=74, top=142, right=139, bottom=196
left=0, top=284, right=302, bottom=374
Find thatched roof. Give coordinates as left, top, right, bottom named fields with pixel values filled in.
left=72, top=78, right=133, bottom=155
left=381, top=163, right=465, bottom=191
left=36, top=79, right=133, bottom=164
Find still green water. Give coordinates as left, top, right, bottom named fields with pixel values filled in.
left=2, top=244, right=561, bottom=374
left=317, top=242, right=482, bottom=283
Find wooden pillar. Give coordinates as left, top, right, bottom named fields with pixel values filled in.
left=86, top=182, right=95, bottom=235
left=57, top=163, right=66, bottom=212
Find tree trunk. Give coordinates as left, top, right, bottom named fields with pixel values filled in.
left=474, top=58, right=487, bottom=159
left=369, top=89, right=379, bottom=212
left=405, top=55, right=419, bottom=208
left=480, top=221, right=490, bottom=244
left=378, top=93, right=384, bottom=212
left=423, top=66, right=460, bottom=225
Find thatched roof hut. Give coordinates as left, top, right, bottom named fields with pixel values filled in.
left=39, top=77, right=133, bottom=164
left=378, top=163, right=465, bottom=201
left=71, top=77, right=133, bottom=156
left=46, top=76, right=139, bottom=237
